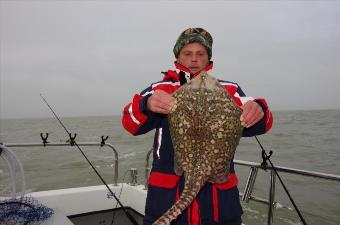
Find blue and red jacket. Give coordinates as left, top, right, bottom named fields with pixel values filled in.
left=122, top=62, right=273, bottom=225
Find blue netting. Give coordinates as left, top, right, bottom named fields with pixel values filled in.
left=0, top=196, right=54, bottom=225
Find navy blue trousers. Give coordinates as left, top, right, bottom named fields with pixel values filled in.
left=143, top=182, right=242, bottom=225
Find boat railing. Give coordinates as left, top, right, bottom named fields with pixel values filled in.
left=3, top=142, right=119, bottom=186
left=145, top=148, right=340, bottom=225
left=234, top=159, right=340, bottom=225
left=3, top=142, right=340, bottom=225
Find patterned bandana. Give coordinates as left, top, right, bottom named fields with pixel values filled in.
left=173, top=27, right=213, bottom=60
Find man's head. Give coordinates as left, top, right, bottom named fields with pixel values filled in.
left=174, top=28, right=213, bottom=74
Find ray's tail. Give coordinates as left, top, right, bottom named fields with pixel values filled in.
left=152, top=176, right=206, bottom=225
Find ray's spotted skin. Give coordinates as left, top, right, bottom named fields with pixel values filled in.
left=152, top=72, right=244, bottom=225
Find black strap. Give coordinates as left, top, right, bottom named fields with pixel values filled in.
left=179, top=71, right=187, bottom=85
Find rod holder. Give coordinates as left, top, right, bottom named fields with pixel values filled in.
left=129, top=168, right=138, bottom=186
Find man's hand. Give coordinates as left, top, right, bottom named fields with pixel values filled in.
left=147, top=90, right=176, bottom=114
left=240, top=101, right=264, bottom=128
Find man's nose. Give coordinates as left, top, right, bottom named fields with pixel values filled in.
left=191, top=54, right=197, bottom=62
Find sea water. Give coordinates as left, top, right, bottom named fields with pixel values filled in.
left=1, top=109, right=339, bottom=225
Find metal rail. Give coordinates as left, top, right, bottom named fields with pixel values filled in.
left=234, top=159, right=340, bottom=182
left=3, top=142, right=119, bottom=186
left=144, top=149, right=340, bottom=225
left=234, top=159, right=340, bottom=225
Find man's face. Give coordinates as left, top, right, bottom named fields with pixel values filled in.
left=177, top=42, right=209, bottom=74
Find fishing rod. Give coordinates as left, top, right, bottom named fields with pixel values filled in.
left=254, top=136, right=307, bottom=225
left=40, top=94, right=139, bottom=225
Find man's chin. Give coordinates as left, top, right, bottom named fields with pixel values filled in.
left=189, top=69, right=200, bottom=74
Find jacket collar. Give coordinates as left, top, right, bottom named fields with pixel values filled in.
left=163, top=61, right=213, bottom=83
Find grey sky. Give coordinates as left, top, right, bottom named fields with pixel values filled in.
left=1, top=1, right=340, bottom=119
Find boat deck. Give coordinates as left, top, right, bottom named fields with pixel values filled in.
left=28, top=184, right=146, bottom=225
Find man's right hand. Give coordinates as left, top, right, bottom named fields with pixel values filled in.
left=147, top=90, right=176, bottom=114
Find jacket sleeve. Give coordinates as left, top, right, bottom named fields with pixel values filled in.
left=235, top=86, right=273, bottom=137
left=122, top=84, right=164, bottom=136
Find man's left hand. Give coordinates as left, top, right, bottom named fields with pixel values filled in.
left=240, top=101, right=264, bottom=128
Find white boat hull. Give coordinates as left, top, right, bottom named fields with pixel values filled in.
left=3, top=183, right=147, bottom=225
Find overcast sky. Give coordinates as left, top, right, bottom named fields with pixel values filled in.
left=1, top=1, right=340, bottom=119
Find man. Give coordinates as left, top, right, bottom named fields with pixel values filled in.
left=122, top=28, right=273, bottom=225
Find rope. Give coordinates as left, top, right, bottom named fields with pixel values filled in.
left=0, top=144, right=54, bottom=225
left=0, top=144, right=26, bottom=198
left=110, top=169, right=131, bottom=225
